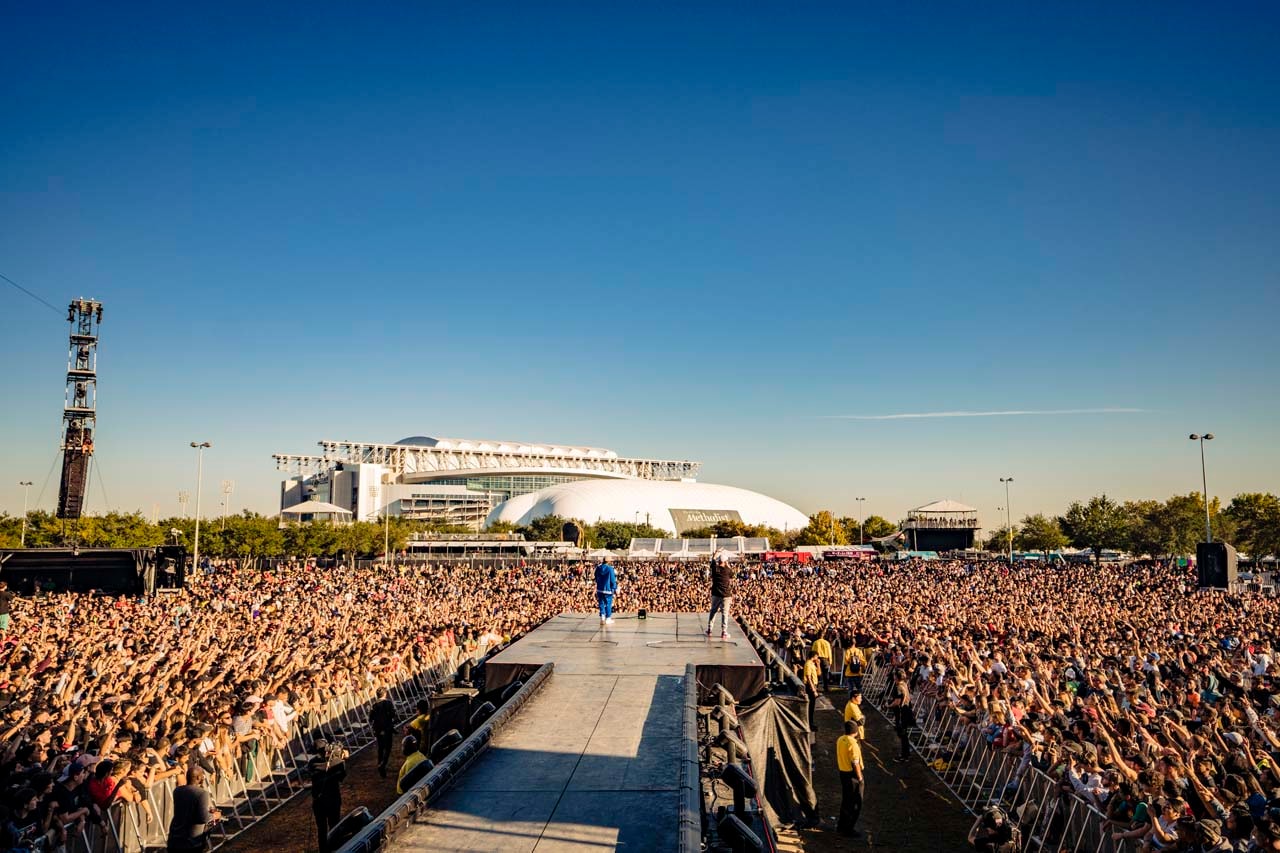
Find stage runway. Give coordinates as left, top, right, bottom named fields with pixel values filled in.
left=389, top=612, right=763, bottom=852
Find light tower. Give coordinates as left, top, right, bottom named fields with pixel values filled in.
left=56, top=299, right=103, bottom=519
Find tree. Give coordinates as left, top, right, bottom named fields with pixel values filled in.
left=983, top=526, right=1017, bottom=553
left=839, top=514, right=895, bottom=543
left=1015, top=514, right=1067, bottom=554
left=484, top=520, right=518, bottom=534
left=1060, top=495, right=1128, bottom=563
left=794, top=511, right=847, bottom=546
left=1121, top=500, right=1167, bottom=557
left=517, top=515, right=575, bottom=542
left=1226, top=492, right=1280, bottom=558
left=588, top=521, right=672, bottom=550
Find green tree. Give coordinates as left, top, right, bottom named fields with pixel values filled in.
left=984, top=526, right=1018, bottom=553
left=517, top=515, right=575, bottom=542
left=1121, top=500, right=1166, bottom=557
left=839, top=514, right=894, bottom=543
left=1015, top=514, right=1067, bottom=554
left=1060, top=495, right=1128, bottom=563
left=588, top=521, right=673, bottom=550
left=484, top=520, right=519, bottom=534
left=794, top=511, right=847, bottom=546
left=1225, top=492, right=1280, bottom=558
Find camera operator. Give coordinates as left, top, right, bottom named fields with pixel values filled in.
left=968, top=806, right=1016, bottom=852
left=308, top=739, right=348, bottom=853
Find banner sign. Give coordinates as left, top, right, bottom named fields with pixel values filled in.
left=668, top=508, right=743, bottom=535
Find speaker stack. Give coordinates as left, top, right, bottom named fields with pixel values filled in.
left=1196, top=541, right=1238, bottom=589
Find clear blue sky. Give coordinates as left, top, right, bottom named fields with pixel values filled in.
left=2, top=3, right=1278, bottom=527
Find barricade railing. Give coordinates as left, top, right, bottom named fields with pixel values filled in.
left=860, top=657, right=1138, bottom=853
left=60, top=646, right=463, bottom=853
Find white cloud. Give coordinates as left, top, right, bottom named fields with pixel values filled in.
left=823, top=408, right=1146, bottom=421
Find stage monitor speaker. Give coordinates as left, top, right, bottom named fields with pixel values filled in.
left=1196, top=541, right=1238, bottom=589
left=326, top=807, right=373, bottom=849
left=562, top=522, right=582, bottom=546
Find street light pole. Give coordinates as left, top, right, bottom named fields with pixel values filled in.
left=1000, top=477, right=1014, bottom=563
left=1189, top=434, right=1215, bottom=542
left=220, top=480, right=234, bottom=531
left=18, top=481, right=33, bottom=547
left=190, top=442, right=211, bottom=573
left=855, top=497, right=866, bottom=545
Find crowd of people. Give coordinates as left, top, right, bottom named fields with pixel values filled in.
left=0, top=555, right=1277, bottom=852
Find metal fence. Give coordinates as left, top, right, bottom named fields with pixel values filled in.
left=860, top=659, right=1141, bottom=853
left=59, top=641, right=480, bottom=853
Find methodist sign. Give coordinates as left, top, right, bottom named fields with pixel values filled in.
left=668, top=509, right=743, bottom=535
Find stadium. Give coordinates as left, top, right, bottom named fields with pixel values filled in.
left=274, top=435, right=809, bottom=533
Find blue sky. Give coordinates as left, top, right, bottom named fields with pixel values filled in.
left=2, top=3, right=1278, bottom=527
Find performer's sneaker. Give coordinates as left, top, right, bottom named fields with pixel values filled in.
left=605, top=618, right=614, bottom=625
left=705, top=627, right=713, bottom=637
left=720, top=632, right=730, bottom=640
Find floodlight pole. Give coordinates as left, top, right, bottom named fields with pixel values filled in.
left=855, top=497, right=866, bottom=545
left=18, top=481, right=33, bottom=547
left=1189, top=434, right=1215, bottom=542
left=190, top=442, right=211, bottom=573
left=1000, top=477, right=1014, bottom=563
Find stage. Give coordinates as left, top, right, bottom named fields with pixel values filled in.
left=387, top=612, right=764, bottom=852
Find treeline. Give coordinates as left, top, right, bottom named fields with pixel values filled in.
left=3, top=490, right=1276, bottom=561
left=501, top=512, right=897, bottom=550
left=980, top=492, right=1280, bottom=558
left=0, top=510, right=474, bottom=562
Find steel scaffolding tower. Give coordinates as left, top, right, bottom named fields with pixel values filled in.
left=56, top=298, right=103, bottom=519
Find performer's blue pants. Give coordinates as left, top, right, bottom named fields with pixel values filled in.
left=597, top=592, right=613, bottom=619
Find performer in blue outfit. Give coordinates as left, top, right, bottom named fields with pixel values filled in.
left=594, top=559, right=618, bottom=625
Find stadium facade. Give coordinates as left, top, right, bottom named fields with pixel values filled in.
left=274, top=436, right=806, bottom=533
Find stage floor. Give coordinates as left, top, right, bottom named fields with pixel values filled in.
left=389, top=612, right=763, bottom=852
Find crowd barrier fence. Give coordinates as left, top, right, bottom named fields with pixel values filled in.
left=860, top=658, right=1140, bottom=853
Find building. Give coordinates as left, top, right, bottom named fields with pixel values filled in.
left=485, top=479, right=810, bottom=535
left=273, top=435, right=703, bottom=528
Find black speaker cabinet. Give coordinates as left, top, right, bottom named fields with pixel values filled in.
left=1196, top=541, right=1238, bottom=589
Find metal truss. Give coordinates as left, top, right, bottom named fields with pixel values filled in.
left=273, top=440, right=701, bottom=481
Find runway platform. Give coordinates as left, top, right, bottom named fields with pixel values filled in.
left=387, top=612, right=763, bottom=852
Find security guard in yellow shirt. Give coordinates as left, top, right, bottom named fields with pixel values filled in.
left=803, top=651, right=821, bottom=730
left=811, top=632, right=833, bottom=691
left=836, top=719, right=864, bottom=837
left=843, top=689, right=866, bottom=741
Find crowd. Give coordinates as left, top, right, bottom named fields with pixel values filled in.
left=0, top=556, right=1277, bottom=852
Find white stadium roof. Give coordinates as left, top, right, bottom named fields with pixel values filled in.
left=486, top=479, right=810, bottom=534
left=395, top=436, right=619, bottom=459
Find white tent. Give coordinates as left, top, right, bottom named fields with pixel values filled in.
left=280, top=500, right=353, bottom=517
left=911, top=499, right=977, bottom=514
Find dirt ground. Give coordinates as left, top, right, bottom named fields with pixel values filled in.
left=798, top=686, right=975, bottom=852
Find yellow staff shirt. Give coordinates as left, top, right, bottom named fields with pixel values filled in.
left=836, top=734, right=863, bottom=773
left=812, top=637, right=832, bottom=663
left=803, top=659, right=820, bottom=690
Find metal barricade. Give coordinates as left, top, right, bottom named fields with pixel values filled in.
left=77, top=658, right=452, bottom=853
left=859, top=658, right=1116, bottom=853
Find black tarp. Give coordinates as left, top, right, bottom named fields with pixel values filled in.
left=736, top=692, right=818, bottom=828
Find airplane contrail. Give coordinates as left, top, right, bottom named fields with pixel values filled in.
left=823, top=408, right=1146, bottom=421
